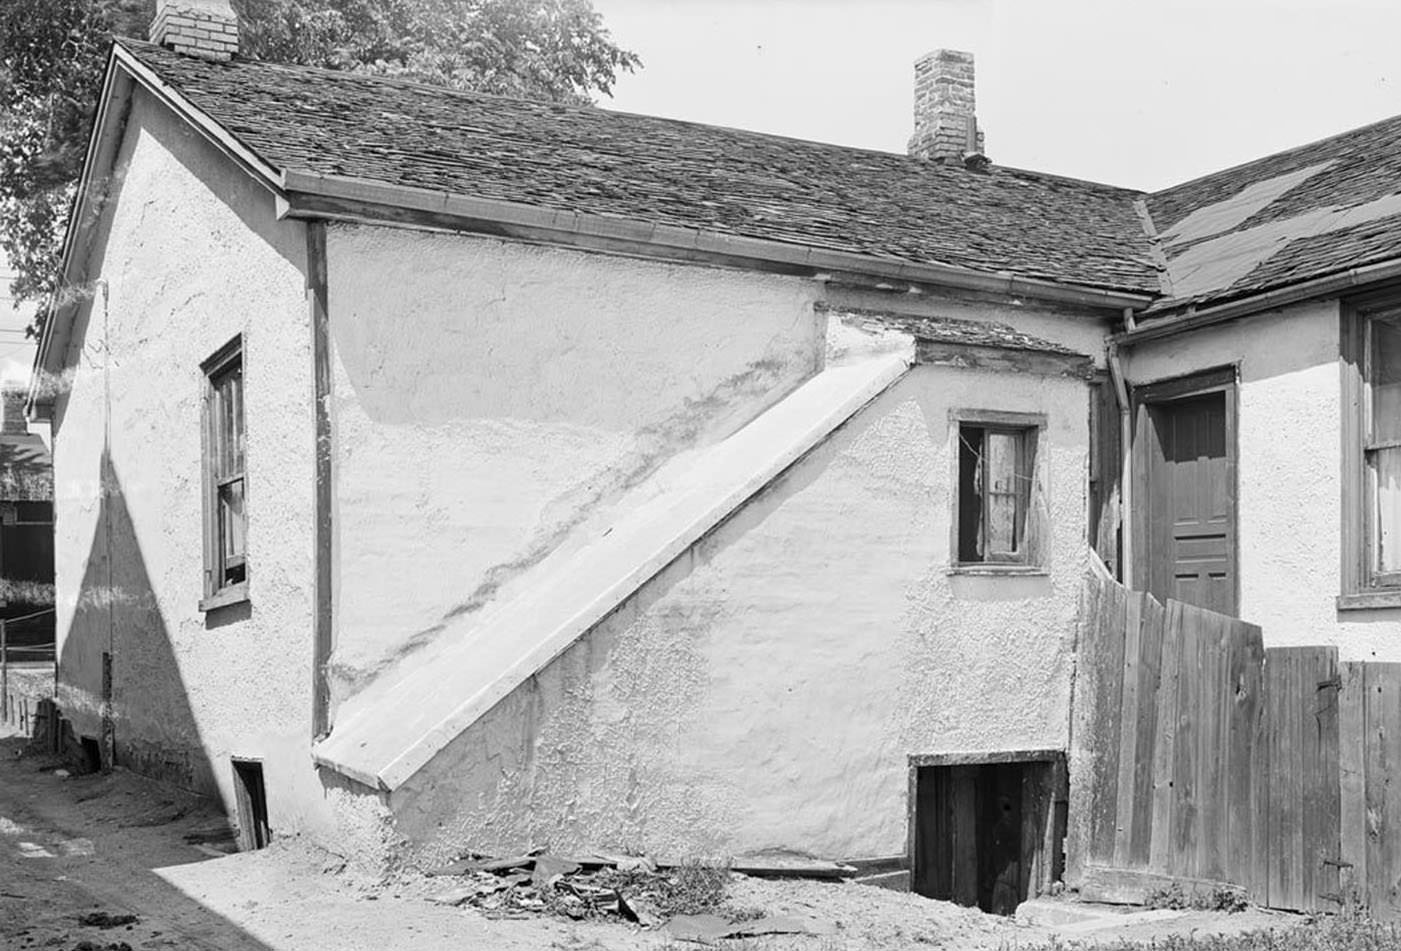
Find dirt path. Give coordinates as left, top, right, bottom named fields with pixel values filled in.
left=0, top=736, right=1306, bottom=951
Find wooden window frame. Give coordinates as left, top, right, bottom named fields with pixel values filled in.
left=1340, top=297, right=1401, bottom=610
left=948, top=409, right=1048, bottom=574
left=200, top=336, right=248, bottom=612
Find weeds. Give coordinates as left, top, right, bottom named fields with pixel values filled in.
left=596, top=857, right=732, bottom=917
left=1143, top=883, right=1248, bottom=913
left=1011, top=914, right=1401, bottom=950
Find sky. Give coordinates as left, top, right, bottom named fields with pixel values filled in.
left=591, top=0, right=1401, bottom=191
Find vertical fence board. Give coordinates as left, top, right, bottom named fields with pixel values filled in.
left=1113, top=593, right=1145, bottom=867
left=1365, top=664, right=1401, bottom=918
left=1196, top=612, right=1228, bottom=883
left=1249, top=639, right=1271, bottom=907
left=1297, top=648, right=1341, bottom=911
left=1148, top=600, right=1183, bottom=874
left=1224, top=619, right=1264, bottom=892
left=1088, top=578, right=1128, bottom=865
left=1128, top=595, right=1166, bottom=868
left=1170, top=605, right=1203, bottom=879
left=1340, top=661, right=1368, bottom=904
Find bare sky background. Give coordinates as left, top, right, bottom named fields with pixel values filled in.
left=592, top=0, right=1400, bottom=191
left=7, top=0, right=1400, bottom=383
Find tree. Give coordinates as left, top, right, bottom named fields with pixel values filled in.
left=0, top=0, right=640, bottom=331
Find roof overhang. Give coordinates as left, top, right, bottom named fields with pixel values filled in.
left=1118, top=255, right=1401, bottom=345
left=32, top=39, right=1153, bottom=421
left=29, top=42, right=285, bottom=421
left=275, top=170, right=1155, bottom=315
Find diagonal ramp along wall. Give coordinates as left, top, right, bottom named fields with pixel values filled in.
left=314, top=352, right=911, bottom=793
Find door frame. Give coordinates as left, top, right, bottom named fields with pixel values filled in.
left=1130, top=364, right=1240, bottom=616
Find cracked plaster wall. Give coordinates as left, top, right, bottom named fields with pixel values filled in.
left=49, top=89, right=342, bottom=840
left=389, top=364, right=1090, bottom=865
left=322, top=226, right=824, bottom=711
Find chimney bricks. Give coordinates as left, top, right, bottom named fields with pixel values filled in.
left=908, top=49, right=987, bottom=165
left=150, top=0, right=239, bottom=61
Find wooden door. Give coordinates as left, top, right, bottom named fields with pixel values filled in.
left=1142, top=387, right=1237, bottom=616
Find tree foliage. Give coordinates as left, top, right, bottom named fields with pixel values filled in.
left=0, top=0, right=640, bottom=327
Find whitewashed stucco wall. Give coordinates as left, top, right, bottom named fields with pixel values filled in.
left=322, top=226, right=824, bottom=710
left=387, top=362, right=1091, bottom=864
left=50, top=88, right=331, bottom=836
left=1124, top=299, right=1401, bottom=661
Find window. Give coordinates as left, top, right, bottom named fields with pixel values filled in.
left=201, top=338, right=246, bottom=609
left=1366, top=313, right=1401, bottom=582
left=953, top=411, right=1044, bottom=567
left=1342, top=303, right=1401, bottom=607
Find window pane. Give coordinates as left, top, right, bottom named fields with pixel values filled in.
left=1372, top=316, right=1401, bottom=443
left=1374, top=447, right=1401, bottom=573
left=219, top=477, right=246, bottom=583
left=958, top=426, right=985, bottom=562
left=984, top=431, right=1020, bottom=554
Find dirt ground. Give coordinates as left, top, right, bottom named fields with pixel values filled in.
left=0, top=735, right=1306, bottom=951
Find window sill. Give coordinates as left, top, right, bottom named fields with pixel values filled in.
left=1337, top=589, right=1401, bottom=611
left=200, top=582, right=249, bottom=613
left=946, top=565, right=1049, bottom=577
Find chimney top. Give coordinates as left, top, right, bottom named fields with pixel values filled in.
left=908, top=48, right=987, bottom=165
left=1, top=384, right=28, bottom=436
left=150, top=0, right=239, bottom=61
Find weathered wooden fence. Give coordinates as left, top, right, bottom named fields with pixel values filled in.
left=1070, top=564, right=1401, bottom=915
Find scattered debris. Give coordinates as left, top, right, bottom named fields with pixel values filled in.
left=77, top=911, right=139, bottom=929
left=422, top=851, right=785, bottom=928
left=70, top=942, right=133, bottom=951
left=665, top=913, right=828, bottom=941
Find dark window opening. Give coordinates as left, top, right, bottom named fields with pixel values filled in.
left=957, top=423, right=1036, bottom=564
left=232, top=759, right=270, bottom=851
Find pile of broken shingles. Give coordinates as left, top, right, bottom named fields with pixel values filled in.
left=426, top=851, right=664, bottom=923
left=425, top=849, right=847, bottom=938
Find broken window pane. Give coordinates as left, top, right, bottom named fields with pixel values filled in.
left=1374, top=447, right=1401, bottom=574
left=984, top=431, right=1020, bottom=555
left=1372, top=316, right=1401, bottom=444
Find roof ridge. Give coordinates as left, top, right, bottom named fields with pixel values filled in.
left=121, top=37, right=1144, bottom=198
left=1150, top=110, right=1401, bottom=200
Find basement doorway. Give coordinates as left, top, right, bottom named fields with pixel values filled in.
left=909, top=751, right=1066, bottom=915
left=231, top=758, right=271, bottom=851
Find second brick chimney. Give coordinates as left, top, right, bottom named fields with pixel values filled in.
left=150, top=0, right=239, bottom=61
left=908, top=49, right=986, bottom=165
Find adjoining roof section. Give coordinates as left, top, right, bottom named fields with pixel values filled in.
left=119, top=39, right=1160, bottom=298
left=1145, top=113, right=1401, bottom=312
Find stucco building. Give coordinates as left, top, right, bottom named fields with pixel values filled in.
left=30, top=0, right=1401, bottom=910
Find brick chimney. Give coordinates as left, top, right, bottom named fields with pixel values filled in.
left=149, top=0, right=239, bottom=61
left=908, top=49, right=987, bottom=165
left=1, top=384, right=28, bottom=436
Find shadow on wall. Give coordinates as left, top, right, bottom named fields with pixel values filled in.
left=59, top=448, right=220, bottom=797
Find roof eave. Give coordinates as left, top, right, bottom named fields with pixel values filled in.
left=277, top=170, right=1156, bottom=313
left=1118, top=255, right=1401, bottom=345
left=32, top=42, right=286, bottom=419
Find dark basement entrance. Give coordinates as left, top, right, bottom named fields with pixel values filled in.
left=909, top=751, right=1066, bottom=915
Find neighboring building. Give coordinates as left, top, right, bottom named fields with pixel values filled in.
left=0, top=383, right=54, bottom=660
left=30, top=0, right=1401, bottom=911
